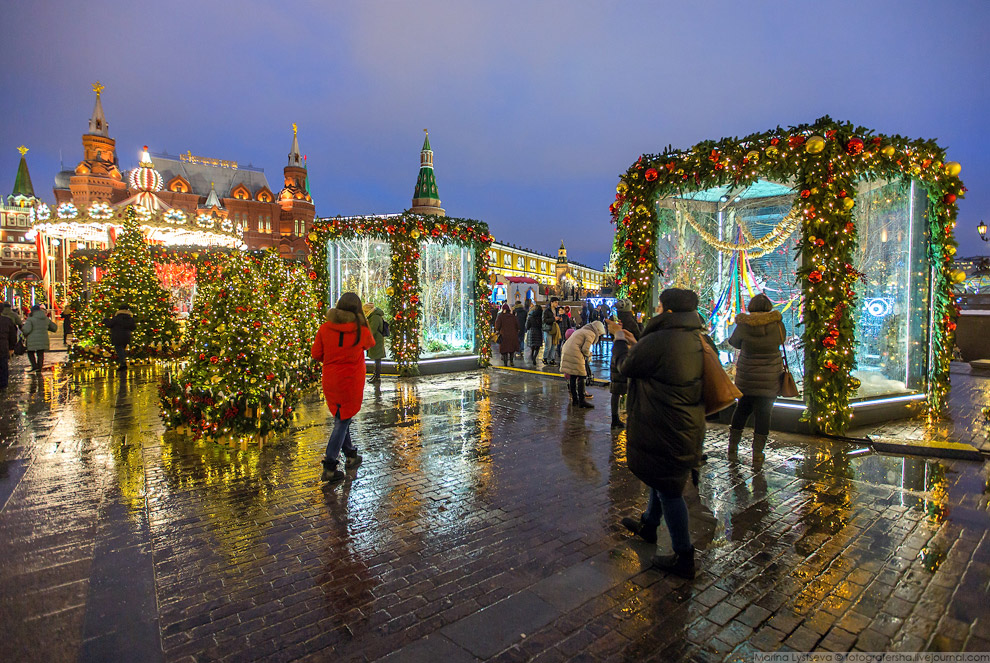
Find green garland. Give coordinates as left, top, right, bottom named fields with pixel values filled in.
left=308, top=212, right=493, bottom=376
left=611, top=116, right=964, bottom=434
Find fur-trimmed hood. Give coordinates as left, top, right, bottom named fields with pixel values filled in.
left=734, top=310, right=782, bottom=326
left=326, top=308, right=360, bottom=325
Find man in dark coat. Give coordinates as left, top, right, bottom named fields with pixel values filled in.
left=105, top=306, right=137, bottom=369
left=494, top=304, right=520, bottom=366
left=512, top=300, right=528, bottom=359
left=616, top=288, right=705, bottom=579
left=0, top=311, right=17, bottom=389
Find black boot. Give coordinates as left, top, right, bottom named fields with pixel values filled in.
left=320, top=459, right=345, bottom=483
left=727, top=427, right=743, bottom=458
left=752, top=433, right=768, bottom=465
left=652, top=547, right=696, bottom=579
left=343, top=448, right=363, bottom=469
left=621, top=515, right=658, bottom=544
left=611, top=417, right=624, bottom=430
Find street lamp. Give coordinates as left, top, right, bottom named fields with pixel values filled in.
left=979, top=220, right=988, bottom=243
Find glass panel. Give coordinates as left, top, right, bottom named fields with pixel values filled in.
left=851, top=179, right=929, bottom=397
left=419, top=242, right=475, bottom=357
left=325, top=238, right=391, bottom=312
left=655, top=184, right=803, bottom=395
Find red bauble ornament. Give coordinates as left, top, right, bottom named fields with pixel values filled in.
left=210, top=356, right=219, bottom=364
left=308, top=271, right=317, bottom=280
left=800, top=189, right=811, bottom=199
left=829, top=329, right=841, bottom=338
left=253, top=321, right=262, bottom=328
left=645, top=168, right=658, bottom=182
left=846, top=138, right=864, bottom=155
left=770, top=138, right=780, bottom=146
left=822, top=337, right=837, bottom=348
left=788, top=135, right=805, bottom=148
left=198, top=353, right=206, bottom=360
left=808, top=271, right=823, bottom=283
left=943, top=193, right=957, bottom=204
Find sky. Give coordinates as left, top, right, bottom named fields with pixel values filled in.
left=1, top=0, right=988, bottom=270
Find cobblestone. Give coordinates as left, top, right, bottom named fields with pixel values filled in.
left=0, top=357, right=988, bottom=661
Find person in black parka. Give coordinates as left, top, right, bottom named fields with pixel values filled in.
left=616, top=288, right=705, bottom=579
left=105, top=306, right=137, bottom=369
left=0, top=310, right=17, bottom=389
left=609, top=298, right=643, bottom=429
left=512, top=300, right=528, bottom=359
left=727, top=293, right=787, bottom=463
left=525, top=304, right=543, bottom=365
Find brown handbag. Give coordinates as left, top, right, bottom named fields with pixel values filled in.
left=700, top=333, right=743, bottom=415
left=778, top=325, right=799, bottom=398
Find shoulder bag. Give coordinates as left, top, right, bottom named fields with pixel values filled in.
left=699, top=333, right=742, bottom=415
left=778, top=325, right=799, bottom=398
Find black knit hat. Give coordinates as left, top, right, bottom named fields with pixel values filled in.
left=659, top=288, right=699, bottom=313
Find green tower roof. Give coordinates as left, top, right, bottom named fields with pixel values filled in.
left=422, top=131, right=432, bottom=152
left=12, top=153, right=35, bottom=199
left=414, top=167, right=439, bottom=201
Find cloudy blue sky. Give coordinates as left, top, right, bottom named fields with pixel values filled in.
left=2, top=0, right=987, bottom=269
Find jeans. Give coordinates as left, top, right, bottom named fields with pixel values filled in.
left=114, top=343, right=128, bottom=367
left=516, top=331, right=525, bottom=354
left=730, top=394, right=775, bottom=435
left=542, top=332, right=556, bottom=362
left=568, top=374, right=587, bottom=403
left=27, top=350, right=44, bottom=371
left=643, top=480, right=693, bottom=555
left=324, top=411, right=357, bottom=463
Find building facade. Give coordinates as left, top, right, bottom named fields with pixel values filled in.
left=488, top=240, right=604, bottom=301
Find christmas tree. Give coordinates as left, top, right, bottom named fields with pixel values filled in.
left=70, top=206, right=180, bottom=364
left=159, top=251, right=320, bottom=441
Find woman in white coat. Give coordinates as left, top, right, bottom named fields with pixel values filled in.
left=559, top=320, right=605, bottom=408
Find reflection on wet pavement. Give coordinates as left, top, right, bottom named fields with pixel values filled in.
left=0, top=353, right=988, bottom=662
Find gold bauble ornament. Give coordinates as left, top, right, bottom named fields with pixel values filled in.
left=910, top=165, right=922, bottom=176
left=945, top=161, right=962, bottom=177
left=410, top=228, right=421, bottom=239
left=881, top=145, right=895, bottom=157
left=308, top=232, right=318, bottom=242
left=805, top=136, right=826, bottom=154
left=950, top=269, right=967, bottom=283
left=616, top=182, right=629, bottom=194
left=635, top=204, right=649, bottom=216
left=947, top=245, right=957, bottom=256
left=386, top=286, right=395, bottom=296
left=766, top=146, right=779, bottom=158
left=843, top=197, right=855, bottom=210
left=745, top=150, right=760, bottom=163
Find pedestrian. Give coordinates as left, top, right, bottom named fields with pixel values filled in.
left=494, top=303, right=520, bottom=366
left=104, top=305, right=137, bottom=370
left=556, top=307, right=573, bottom=359
left=580, top=301, right=590, bottom=326
left=1, top=302, right=22, bottom=329
left=512, top=300, right=528, bottom=359
left=616, top=298, right=642, bottom=340
left=0, top=308, right=17, bottom=389
left=606, top=319, right=635, bottom=429
left=726, top=293, right=786, bottom=464
left=21, top=304, right=57, bottom=372
left=312, top=292, right=374, bottom=483
left=542, top=298, right=561, bottom=365
left=560, top=320, right=605, bottom=408
left=362, top=301, right=386, bottom=382
left=526, top=303, right=543, bottom=365
left=61, top=305, right=73, bottom=345
left=617, top=288, right=705, bottom=579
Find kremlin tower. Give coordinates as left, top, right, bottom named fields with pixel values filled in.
left=67, top=82, right=126, bottom=207
left=410, top=130, right=444, bottom=216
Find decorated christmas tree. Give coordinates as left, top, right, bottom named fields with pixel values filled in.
left=159, top=251, right=321, bottom=441
left=70, top=206, right=180, bottom=364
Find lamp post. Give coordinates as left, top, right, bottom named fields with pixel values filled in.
left=978, top=220, right=988, bottom=243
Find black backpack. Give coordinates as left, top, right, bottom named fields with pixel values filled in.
left=380, top=318, right=390, bottom=338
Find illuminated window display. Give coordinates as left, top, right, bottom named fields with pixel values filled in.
left=326, top=237, right=391, bottom=312
left=419, top=242, right=475, bottom=357
left=612, top=118, right=963, bottom=434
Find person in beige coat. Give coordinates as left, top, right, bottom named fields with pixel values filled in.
left=560, top=320, right=605, bottom=408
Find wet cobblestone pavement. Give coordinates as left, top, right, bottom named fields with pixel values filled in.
left=1, top=351, right=989, bottom=662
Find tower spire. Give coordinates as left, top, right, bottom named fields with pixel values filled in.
left=288, top=123, right=302, bottom=167
left=411, top=129, right=444, bottom=216
left=11, top=146, right=36, bottom=203
left=88, top=81, right=109, bottom=137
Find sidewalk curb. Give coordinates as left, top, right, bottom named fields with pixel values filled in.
left=490, top=364, right=611, bottom=388
left=871, top=437, right=985, bottom=462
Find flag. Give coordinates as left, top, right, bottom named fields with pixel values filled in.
left=35, top=231, right=47, bottom=280
left=107, top=225, right=117, bottom=248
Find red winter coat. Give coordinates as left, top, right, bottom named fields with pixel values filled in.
left=312, top=308, right=375, bottom=420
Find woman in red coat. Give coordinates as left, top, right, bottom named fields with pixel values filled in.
left=312, top=292, right=375, bottom=483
